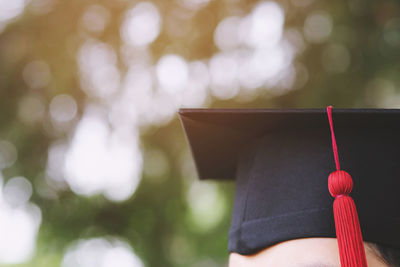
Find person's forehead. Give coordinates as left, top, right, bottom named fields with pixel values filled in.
left=300, top=264, right=338, bottom=267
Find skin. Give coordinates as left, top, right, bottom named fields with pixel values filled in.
left=229, top=238, right=387, bottom=267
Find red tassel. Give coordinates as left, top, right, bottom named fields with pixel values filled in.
left=327, top=106, right=368, bottom=267
left=328, top=171, right=368, bottom=267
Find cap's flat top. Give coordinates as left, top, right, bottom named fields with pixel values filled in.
left=179, top=108, right=400, bottom=180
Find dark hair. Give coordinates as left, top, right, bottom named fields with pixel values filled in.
left=372, top=243, right=400, bottom=267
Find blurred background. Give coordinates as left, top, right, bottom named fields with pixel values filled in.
left=0, top=0, right=399, bottom=266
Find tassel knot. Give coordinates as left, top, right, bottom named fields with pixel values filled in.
left=328, top=170, right=353, bottom=198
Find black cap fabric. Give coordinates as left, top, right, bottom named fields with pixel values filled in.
left=179, top=108, right=400, bottom=255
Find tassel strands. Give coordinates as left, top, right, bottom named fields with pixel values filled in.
left=326, top=106, right=368, bottom=267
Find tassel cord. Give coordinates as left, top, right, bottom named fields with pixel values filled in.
left=326, top=106, right=368, bottom=267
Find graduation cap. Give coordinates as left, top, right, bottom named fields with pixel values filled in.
left=179, top=107, right=400, bottom=267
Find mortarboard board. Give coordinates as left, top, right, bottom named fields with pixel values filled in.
left=179, top=108, right=400, bottom=266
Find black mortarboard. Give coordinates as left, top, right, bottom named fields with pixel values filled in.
left=179, top=108, right=400, bottom=262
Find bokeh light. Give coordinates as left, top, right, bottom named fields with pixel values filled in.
left=156, top=54, right=189, bottom=93
left=209, top=52, right=240, bottom=99
left=78, top=40, right=120, bottom=99
left=64, top=106, right=143, bottom=202
left=303, top=11, right=333, bottom=43
left=179, top=0, right=210, bottom=10
left=239, top=2, right=284, bottom=49
left=0, top=0, right=27, bottom=25
left=365, top=78, right=399, bottom=108
left=81, top=4, right=110, bottom=33
left=61, top=238, right=144, bottom=267
left=28, top=0, right=57, bottom=15
left=3, top=176, right=32, bottom=207
left=0, top=174, right=41, bottom=264
left=49, top=94, right=78, bottom=123
left=121, top=2, right=161, bottom=47
left=214, top=16, right=242, bottom=51
left=46, top=141, right=68, bottom=190
left=0, top=141, right=17, bottom=169
left=186, top=181, right=227, bottom=232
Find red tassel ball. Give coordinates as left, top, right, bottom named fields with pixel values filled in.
left=327, top=170, right=368, bottom=267
left=328, top=170, right=353, bottom=198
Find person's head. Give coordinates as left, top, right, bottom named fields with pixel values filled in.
left=229, top=238, right=400, bottom=267
left=180, top=108, right=400, bottom=265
